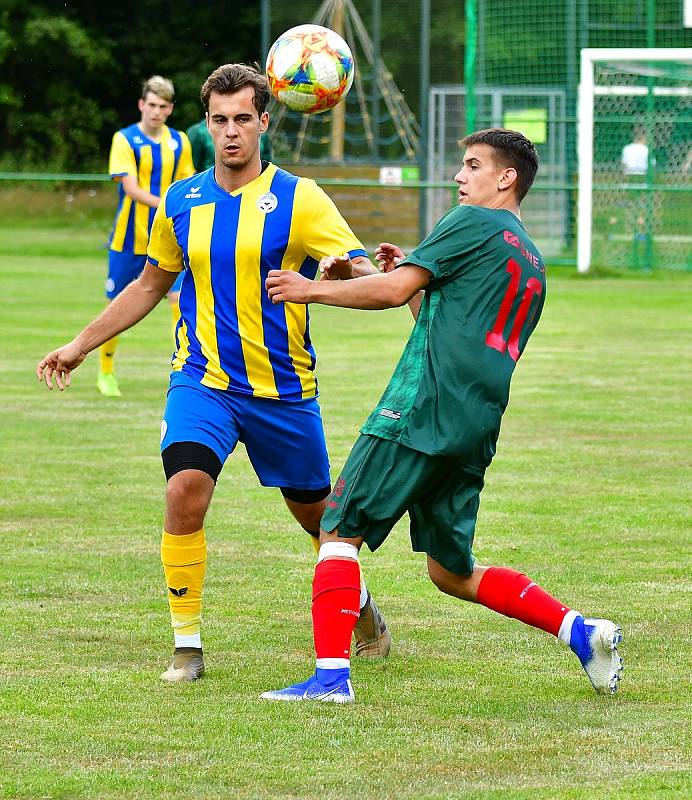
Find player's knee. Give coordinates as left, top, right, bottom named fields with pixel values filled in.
left=427, top=558, right=474, bottom=600
left=281, top=486, right=330, bottom=531
left=165, top=471, right=212, bottom=521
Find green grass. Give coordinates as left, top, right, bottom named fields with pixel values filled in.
left=1, top=222, right=691, bottom=799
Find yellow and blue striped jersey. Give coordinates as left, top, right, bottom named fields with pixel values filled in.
left=148, top=163, right=367, bottom=401
left=108, top=124, right=194, bottom=255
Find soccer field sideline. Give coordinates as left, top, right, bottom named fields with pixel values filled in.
left=1, top=227, right=691, bottom=799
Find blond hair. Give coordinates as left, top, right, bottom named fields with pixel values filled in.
left=141, top=75, right=175, bottom=102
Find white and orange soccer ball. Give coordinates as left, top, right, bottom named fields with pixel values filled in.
left=266, top=24, right=355, bottom=114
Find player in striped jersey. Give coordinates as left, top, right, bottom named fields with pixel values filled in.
left=37, top=63, right=390, bottom=682
left=100, top=75, right=194, bottom=397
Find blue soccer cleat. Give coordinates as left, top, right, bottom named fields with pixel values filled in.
left=260, top=668, right=355, bottom=703
left=570, top=616, right=623, bottom=695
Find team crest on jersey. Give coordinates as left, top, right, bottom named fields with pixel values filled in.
left=257, top=191, right=278, bottom=213
left=168, top=138, right=179, bottom=151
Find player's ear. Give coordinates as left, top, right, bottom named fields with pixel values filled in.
left=498, top=167, right=517, bottom=192
left=259, top=111, right=269, bottom=134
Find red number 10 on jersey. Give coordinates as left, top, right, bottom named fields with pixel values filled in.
left=485, top=258, right=543, bottom=362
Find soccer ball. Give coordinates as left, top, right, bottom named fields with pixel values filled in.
left=266, top=24, right=355, bottom=114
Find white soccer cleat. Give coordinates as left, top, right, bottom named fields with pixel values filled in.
left=570, top=617, right=623, bottom=695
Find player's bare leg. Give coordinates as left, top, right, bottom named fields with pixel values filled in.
left=160, top=469, right=215, bottom=683
left=427, top=557, right=623, bottom=695
left=283, top=495, right=391, bottom=658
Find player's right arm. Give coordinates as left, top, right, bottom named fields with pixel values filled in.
left=118, top=174, right=160, bottom=208
left=36, top=263, right=176, bottom=390
left=109, top=131, right=159, bottom=207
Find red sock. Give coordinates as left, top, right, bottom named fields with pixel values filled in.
left=312, top=559, right=361, bottom=660
left=476, top=567, right=570, bottom=636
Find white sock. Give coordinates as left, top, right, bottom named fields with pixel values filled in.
left=557, top=609, right=581, bottom=646
left=174, top=632, right=202, bottom=649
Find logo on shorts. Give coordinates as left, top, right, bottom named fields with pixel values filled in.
left=160, top=419, right=168, bottom=443
left=257, top=191, right=278, bottom=213
left=105, top=278, right=115, bottom=294
left=379, top=408, right=402, bottom=420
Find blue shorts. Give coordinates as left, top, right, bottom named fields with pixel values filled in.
left=106, top=250, right=146, bottom=299
left=160, top=371, right=331, bottom=490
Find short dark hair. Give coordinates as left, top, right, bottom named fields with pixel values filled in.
left=459, top=128, right=539, bottom=202
left=200, top=63, right=270, bottom=115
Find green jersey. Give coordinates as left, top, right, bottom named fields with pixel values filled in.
left=186, top=119, right=215, bottom=172
left=361, top=204, right=546, bottom=474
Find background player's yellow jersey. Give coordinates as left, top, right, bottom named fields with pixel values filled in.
left=148, top=164, right=367, bottom=401
left=108, top=124, right=194, bottom=254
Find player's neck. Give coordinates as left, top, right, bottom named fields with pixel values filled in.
left=488, top=196, right=521, bottom=219
left=138, top=121, right=164, bottom=142
left=214, top=157, right=263, bottom=193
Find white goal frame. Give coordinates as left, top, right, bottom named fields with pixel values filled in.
left=577, top=47, right=692, bottom=273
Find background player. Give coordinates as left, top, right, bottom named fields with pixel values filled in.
left=261, top=129, right=623, bottom=703
left=100, top=75, right=194, bottom=396
left=37, top=63, right=390, bottom=682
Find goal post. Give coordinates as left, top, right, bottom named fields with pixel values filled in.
left=577, top=48, right=692, bottom=273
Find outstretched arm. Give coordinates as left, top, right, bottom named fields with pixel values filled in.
left=376, top=242, right=423, bottom=320
left=319, top=254, right=379, bottom=281
left=36, top=262, right=177, bottom=390
left=266, top=263, right=430, bottom=310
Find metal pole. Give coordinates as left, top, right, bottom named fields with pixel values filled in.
left=372, top=0, right=381, bottom=160
left=564, top=0, right=577, bottom=248
left=330, top=0, right=346, bottom=161
left=418, top=0, right=430, bottom=239
left=644, top=0, right=656, bottom=269
left=261, top=0, right=271, bottom=66
left=465, top=0, right=477, bottom=135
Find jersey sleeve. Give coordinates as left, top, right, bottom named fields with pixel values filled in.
left=147, top=192, right=183, bottom=273
left=176, top=133, right=196, bottom=180
left=403, top=206, right=483, bottom=284
left=108, top=131, right=136, bottom=180
left=293, top=179, right=367, bottom=261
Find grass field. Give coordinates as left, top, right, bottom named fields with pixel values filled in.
left=1, top=218, right=691, bottom=799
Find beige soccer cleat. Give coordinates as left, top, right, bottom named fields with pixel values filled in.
left=354, top=592, right=392, bottom=658
left=160, top=648, right=205, bottom=683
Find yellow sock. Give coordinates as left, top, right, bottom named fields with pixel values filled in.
left=99, top=336, right=118, bottom=374
left=309, top=533, right=320, bottom=556
left=161, top=529, right=207, bottom=644
left=169, top=297, right=180, bottom=342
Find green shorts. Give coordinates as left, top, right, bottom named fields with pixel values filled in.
left=321, top=434, right=484, bottom=576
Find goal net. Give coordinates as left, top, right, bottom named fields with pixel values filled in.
left=578, top=48, right=692, bottom=272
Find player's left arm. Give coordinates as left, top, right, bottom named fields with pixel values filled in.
left=267, top=264, right=430, bottom=310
